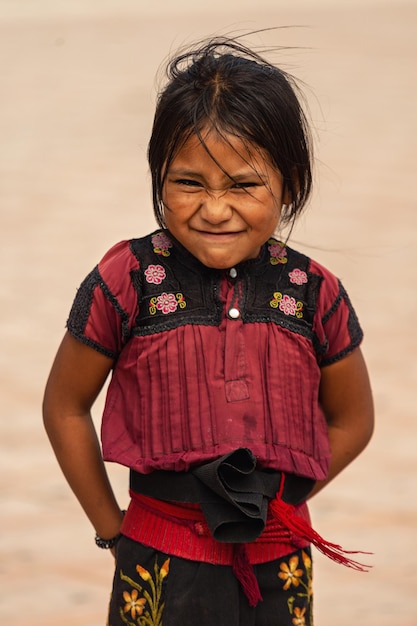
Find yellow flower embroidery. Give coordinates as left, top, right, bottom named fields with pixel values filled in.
left=160, top=558, right=170, bottom=579
left=301, top=550, right=313, bottom=599
left=149, top=296, right=158, bottom=315
left=176, top=292, right=186, bottom=309
left=278, top=555, right=304, bottom=590
left=301, top=550, right=311, bottom=570
left=120, top=558, right=171, bottom=625
left=122, top=589, right=146, bottom=619
left=136, top=564, right=152, bottom=581
left=292, top=606, right=307, bottom=625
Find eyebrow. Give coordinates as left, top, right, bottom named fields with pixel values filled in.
left=167, top=168, right=204, bottom=178
left=167, top=167, right=268, bottom=182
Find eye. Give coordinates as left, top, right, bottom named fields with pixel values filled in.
left=175, top=179, right=203, bottom=188
left=232, top=181, right=260, bottom=190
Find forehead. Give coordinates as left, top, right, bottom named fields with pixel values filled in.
left=170, top=129, right=274, bottom=174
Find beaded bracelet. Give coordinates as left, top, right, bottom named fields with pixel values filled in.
left=94, top=510, right=126, bottom=549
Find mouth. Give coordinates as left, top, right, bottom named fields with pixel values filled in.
left=195, top=230, right=243, bottom=238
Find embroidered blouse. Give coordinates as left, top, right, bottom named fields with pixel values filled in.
left=67, top=230, right=363, bottom=481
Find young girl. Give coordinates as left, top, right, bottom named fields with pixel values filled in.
left=43, top=36, right=374, bottom=626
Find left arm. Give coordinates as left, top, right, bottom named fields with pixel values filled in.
left=308, top=347, right=374, bottom=499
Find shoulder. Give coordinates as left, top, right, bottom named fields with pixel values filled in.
left=283, top=244, right=337, bottom=284
left=284, top=251, right=364, bottom=364
left=307, top=256, right=341, bottom=306
left=97, top=232, right=163, bottom=294
left=281, top=243, right=363, bottom=345
left=98, top=236, right=143, bottom=272
left=283, top=244, right=342, bottom=304
left=99, top=231, right=172, bottom=268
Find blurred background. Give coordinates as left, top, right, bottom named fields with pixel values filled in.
left=1, top=1, right=416, bottom=624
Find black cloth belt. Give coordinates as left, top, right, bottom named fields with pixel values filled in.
left=130, top=448, right=315, bottom=543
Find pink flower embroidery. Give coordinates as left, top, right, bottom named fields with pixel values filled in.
left=149, top=292, right=186, bottom=315
left=270, top=292, right=303, bottom=318
left=288, top=268, right=308, bottom=285
left=156, top=292, right=178, bottom=314
left=279, top=294, right=298, bottom=316
left=268, top=239, right=288, bottom=265
left=152, top=232, right=172, bottom=257
left=144, top=264, right=166, bottom=285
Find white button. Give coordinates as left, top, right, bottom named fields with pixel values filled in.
left=228, top=307, right=240, bottom=319
left=229, top=267, right=237, bottom=278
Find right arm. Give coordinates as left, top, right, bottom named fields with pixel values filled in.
left=42, top=331, right=124, bottom=541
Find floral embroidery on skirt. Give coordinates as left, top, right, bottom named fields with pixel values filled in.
left=108, top=536, right=313, bottom=626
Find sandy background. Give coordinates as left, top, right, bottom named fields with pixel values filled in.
left=1, top=1, right=417, bottom=624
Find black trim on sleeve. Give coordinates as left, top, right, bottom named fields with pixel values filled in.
left=67, top=267, right=99, bottom=337
left=319, top=282, right=363, bottom=367
left=321, top=281, right=343, bottom=326
left=66, top=328, right=118, bottom=360
left=98, top=272, right=132, bottom=346
left=66, top=266, right=131, bottom=359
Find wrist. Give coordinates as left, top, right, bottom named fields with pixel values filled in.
left=94, top=510, right=126, bottom=549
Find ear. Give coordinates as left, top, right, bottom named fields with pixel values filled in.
left=282, top=168, right=300, bottom=206
left=282, top=185, right=293, bottom=206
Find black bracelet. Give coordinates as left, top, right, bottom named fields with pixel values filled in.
left=95, top=532, right=121, bottom=549
left=94, top=510, right=126, bottom=549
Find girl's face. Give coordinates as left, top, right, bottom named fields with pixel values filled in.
left=162, top=130, right=289, bottom=269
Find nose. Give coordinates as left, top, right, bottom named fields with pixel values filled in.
left=199, top=188, right=233, bottom=224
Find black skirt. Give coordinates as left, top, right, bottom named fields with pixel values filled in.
left=107, top=536, right=313, bottom=626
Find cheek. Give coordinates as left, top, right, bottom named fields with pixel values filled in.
left=257, top=201, right=281, bottom=230
left=258, top=210, right=280, bottom=241
left=161, top=188, right=178, bottom=219
left=163, top=210, right=178, bottom=233
left=271, top=195, right=283, bottom=222
left=163, top=205, right=191, bottom=237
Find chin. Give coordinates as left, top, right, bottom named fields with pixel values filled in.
left=197, top=255, right=236, bottom=270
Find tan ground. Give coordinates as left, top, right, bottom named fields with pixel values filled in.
left=1, top=1, right=417, bottom=624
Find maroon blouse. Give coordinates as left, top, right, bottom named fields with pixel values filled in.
left=67, top=230, right=363, bottom=481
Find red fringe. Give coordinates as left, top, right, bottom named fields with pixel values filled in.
left=232, top=544, right=263, bottom=607
left=270, top=479, right=372, bottom=572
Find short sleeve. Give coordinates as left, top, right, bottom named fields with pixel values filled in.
left=311, top=259, right=363, bottom=367
left=66, top=241, right=140, bottom=359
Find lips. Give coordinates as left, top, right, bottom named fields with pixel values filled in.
left=195, top=230, right=243, bottom=237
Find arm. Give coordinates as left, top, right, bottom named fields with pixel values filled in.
left=308, top=347, right=374, bottom=499
left=42, top=331, right=124, bottom=541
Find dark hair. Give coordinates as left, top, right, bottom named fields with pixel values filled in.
left=148, top=35, right=313, bottom=228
